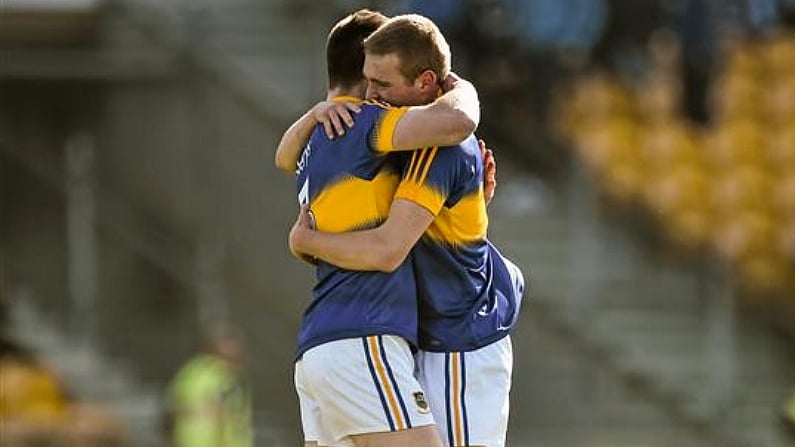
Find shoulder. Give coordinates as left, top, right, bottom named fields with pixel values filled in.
left=360, top=100, right=410, bottom=120
left=457, top=135, right=480, bottom=154
left=362, top=99, right=400, bottom=110
left=435, top=135, right=479, bottom=162
left=344, top=101, right=401, bottom=129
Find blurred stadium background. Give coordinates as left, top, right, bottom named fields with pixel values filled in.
left=3, top=0, right=795, bottom=446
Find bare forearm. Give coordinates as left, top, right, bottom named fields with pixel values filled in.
left=288, top=200, right=433, bottom=272
left=297, top=229, right=399, bottom=272
left=436, top=73, right=480, bottom=128
left=391, top=74, right=480, bottom=150
left=275, top=110, right=315, bottom=173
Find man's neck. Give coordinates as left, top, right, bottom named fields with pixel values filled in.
left=326, top=84, right=366, bottom=101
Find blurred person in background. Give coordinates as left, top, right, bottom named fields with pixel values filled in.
left=784, top=390, right=795, bottom=436
left=287, top=14, right=524, bottom=447
left=0, top=335, right=70, bottom=446
left=275, top=9, right=485, bottom=447
left=0, top=270, right=65, bottom=446
left=0, top=287, right=126, bottom=447
left=167, top=321, right=252, bottom=447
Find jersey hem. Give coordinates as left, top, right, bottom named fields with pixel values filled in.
left=296, top=328, right=416, bottom=360
left=418, top=329, right=511, bottom=353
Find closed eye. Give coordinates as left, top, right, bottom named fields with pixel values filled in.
left=369, top=78, right=391, bottom=88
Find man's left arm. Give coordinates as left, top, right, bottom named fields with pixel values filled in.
left=289, top=199, right=434, bottom=272
left=274, top=101, right=360, bottom=173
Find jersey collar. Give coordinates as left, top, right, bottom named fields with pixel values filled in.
left=331, top=95, right=364, bottom=104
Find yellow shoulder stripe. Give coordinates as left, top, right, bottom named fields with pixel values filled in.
left=331, top=95, right=363, bottom=104
left=374, top=107, right=408, bottom=153
left=416, top=146, right=439, bottom=186
left=405, top=147, right=438, bottom=185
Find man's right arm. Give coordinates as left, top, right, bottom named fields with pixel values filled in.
left=388, top=73, right=480, bottom=151
left=289, top=199, right=434, bottom=272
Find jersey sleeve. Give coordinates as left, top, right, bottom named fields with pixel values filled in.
left=366, top=104, right=409, bottom=153
left=394, top=146, right=458, bottom=216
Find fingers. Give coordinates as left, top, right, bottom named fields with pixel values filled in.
left=319, top=102, right=361, bottom=140
left=484, top=149, right=495, bottom=171
left=290, top=206, right=319, bottom=265
left=343, top=101, right=361, bottom=115
left=328, top=112, right=345, bottom=137
left=289, top=207, right=308, bottom=255
left=336, top=106, right=356, bottom=131
left=479, top=139, right=495, bottom=171
left=479, top=139, right=497, bottom=206
left=441, top=72, right=461, bottom=93
left=297, top=205, right=311, bottom=227
left=322, top=120, right=335, bottom=140
left=484, top=167, right=496, bottom=205
left=484, top=149, right=496, bottom=183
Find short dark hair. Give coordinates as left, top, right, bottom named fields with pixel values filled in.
left=326, top=9, right=389, bottom=90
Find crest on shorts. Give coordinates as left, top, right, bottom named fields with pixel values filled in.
left=413, top=391, right=430, bottom=414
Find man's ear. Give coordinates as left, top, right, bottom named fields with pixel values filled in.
left=415, top=69, right=438, bottom=90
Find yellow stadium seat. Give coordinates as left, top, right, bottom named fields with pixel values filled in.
left=571, top=75, right=637, bottom=128
left=601, top=160, right=647, bottom=204
left=766, top=77, right=795, bottom=123
left=576, top=117, right=640, bottom=174
left=711, top=164, right=773, bottom=215
left=763, top=33, right=795, bottom=77
left=767, top=124, right=795, bottom=169
left=709, top=73, right=765, bottom=123
left=723, top=39, right=764, bottom=80
left=776, top=216, right=795, bottom=262
left=646, top=163, right=710, bottom=216
left=709, top=120, right=769, bottom=168
left=636, top=75, right=682, bottom=122
left=0, top=358, right=68, bottom=423
left=773, top=172, right=795, bottom=219
left=737, top=252, right=790, bottom=294
left=668, top=206, right=713, bottom=251
left=713, top=210, right=777, bottom=261
left=641, top=121, right=703, bottom=169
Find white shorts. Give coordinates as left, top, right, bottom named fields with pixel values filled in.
left=415, top=336, right=513, bottom=447
left=295, top=335, right=436, bottom=446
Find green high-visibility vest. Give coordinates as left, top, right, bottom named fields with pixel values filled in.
left=169, top=354, right=253, bottom=447
left=786, top=392, right=795, bottom=425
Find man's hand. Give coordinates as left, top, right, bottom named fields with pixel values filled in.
left=289, top=206, right=318, bottom=265
left=440, top=72, right=462, bottom=93
left=311, top=101, right=361, bottom=139
left=480, top=139, right=497, bottom=205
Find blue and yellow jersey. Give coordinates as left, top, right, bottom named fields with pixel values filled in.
left=394, top=136, right=525, bottom=352
left=294, top=97, right=418, bottom=358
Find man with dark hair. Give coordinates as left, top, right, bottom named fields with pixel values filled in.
left=275, top=9, right=482, bottom=447
left=325, top=10, right=384, bottom=91
left=289, top=14, right=525, bottom=447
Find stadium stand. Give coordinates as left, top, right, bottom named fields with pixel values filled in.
left=554, top=27, right=795, bottom=308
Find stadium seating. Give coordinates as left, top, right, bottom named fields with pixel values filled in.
left=554, top=30, right=795, bottom=308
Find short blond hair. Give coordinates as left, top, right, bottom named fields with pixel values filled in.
left=363, top=14, right=451, bottom=84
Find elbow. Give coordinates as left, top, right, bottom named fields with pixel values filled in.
left=274, top=154, right=295, bottom=173
left=371, top=244, right=408, bottom=273
left=446, top=110, right=478, bottom=145
left=458, top=113, right=478, bottom=137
